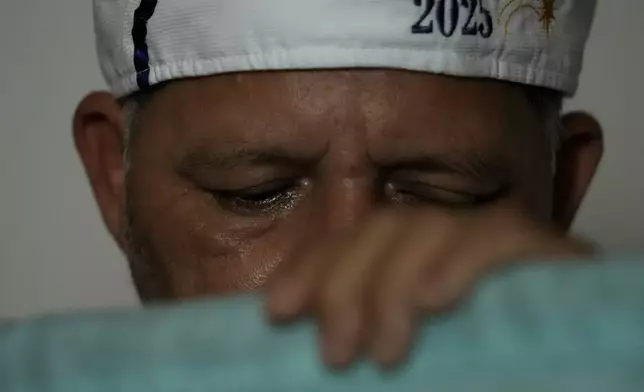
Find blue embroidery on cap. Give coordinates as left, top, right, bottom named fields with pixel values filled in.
left=412, top=0, right=493, bottom=38
left=132, top=0, right=158, bottom=89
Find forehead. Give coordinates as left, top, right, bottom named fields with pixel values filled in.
left=136, top=70, right=538, bottom=159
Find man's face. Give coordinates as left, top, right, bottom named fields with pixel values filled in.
left=120, top=70, right=555, bottom=300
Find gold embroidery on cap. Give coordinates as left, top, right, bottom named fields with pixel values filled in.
left=498, top=0, right=556, bottom=36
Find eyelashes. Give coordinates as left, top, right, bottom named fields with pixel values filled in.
left=220, top=187, right=298, bottom=214
left=385, top=181, right=508, bottom=208
left=207, top=179, right=508, bottom=216
left=209, top=179, right=303, bottom=215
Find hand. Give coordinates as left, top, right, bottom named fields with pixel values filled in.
left=265, top=205, right=595, bottom=368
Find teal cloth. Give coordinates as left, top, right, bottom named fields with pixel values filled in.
left=1, top=259, right=644, bottom=391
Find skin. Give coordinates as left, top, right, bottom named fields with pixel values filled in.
left=73, top=69, right=603, bottom=367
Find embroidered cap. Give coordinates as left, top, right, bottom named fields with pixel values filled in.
left=94, top=0, right=597, bottom=98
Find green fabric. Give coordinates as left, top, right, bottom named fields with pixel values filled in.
left=2, top=258, right=644, bottom=391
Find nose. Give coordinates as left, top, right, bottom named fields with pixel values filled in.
left=317, top=176, right=376, bottom=238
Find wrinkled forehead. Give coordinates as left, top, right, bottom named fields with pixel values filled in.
left=130, top=70, right=545, bottom=165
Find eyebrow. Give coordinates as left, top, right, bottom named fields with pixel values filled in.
left=178, top=147, right=324, bottom=173
left=378, top=153, right=510, bottom=182
left=178, top=146, right=509, bottom=182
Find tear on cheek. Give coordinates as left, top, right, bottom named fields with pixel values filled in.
left=236, top=249, right=285, bottom=291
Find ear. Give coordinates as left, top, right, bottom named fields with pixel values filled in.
left=552, top=112, right=604, bottom=230
left=73, top=92, right=129, bottom=250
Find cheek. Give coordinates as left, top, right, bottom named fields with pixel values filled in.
left=128, top=179, right=306, bottom=297
left=513, top=167, right=555, bottom=220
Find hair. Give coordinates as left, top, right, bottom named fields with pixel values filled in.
left=121, top=90, right=155, bottom=171
left=120, top=83, right=564, bottom=170
left=525, top=86, right=564, bottom=157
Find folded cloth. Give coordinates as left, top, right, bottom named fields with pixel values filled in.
left=2, top=258, right=644, bottom=392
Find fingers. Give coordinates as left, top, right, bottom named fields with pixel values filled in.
left=368, top=213, right=457, bottom=365
left=266, top=211, right=401, bottom=366
left=266, top=205, right=595, bottom=370
left=416, top=214, right=594, bottom=312
left=265, top=241, right=333, bottom=322
left=315, top=212, right=400, bottom=366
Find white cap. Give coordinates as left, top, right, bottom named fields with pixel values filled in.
left=94, top=0, right=597, bottom=98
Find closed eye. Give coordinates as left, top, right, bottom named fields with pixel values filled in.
left=385, top=181, right=508, bottom=208
left=209, top=179, right=302, bottom=215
